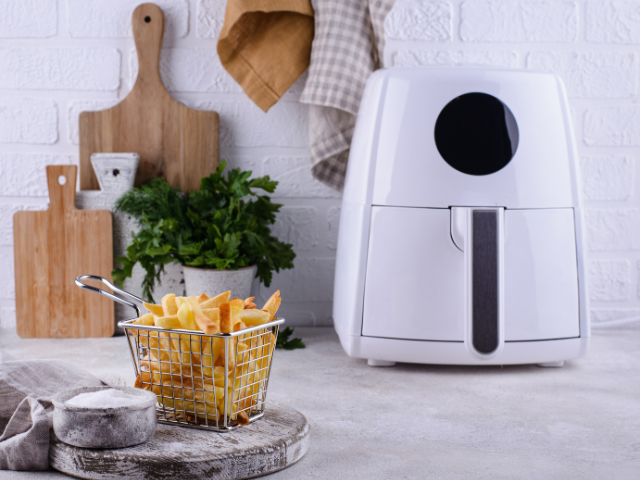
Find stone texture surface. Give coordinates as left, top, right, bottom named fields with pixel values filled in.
left=0, top=48, right=120, bottom=91
left=588, top=259, right=630, bottom=301
left=68, top=0, right=189, bottom=38
left=386, top=0, right=451, bottom=41
left=585, top=209, right=640, bottom=251
left=586, top=1, right=640, bottom=44
left=0, top=0, right=57, bottom=38
left=581, top=156, right=634, bottom=202
left=197, top=0, right=226, bottom=39
left=327, top=207, right=341, bottom=250
left=527, top=51, right=636, bottom=98
left=584, top=106, right=640, bottom=146
left=130, top=48, right=240, bottom=93
left=394, top=49, right=518, bottom=68
left=0, top=98, right=57, bottom=144
left=263, top=157, right=340, bottom=198
left=68, top=100, right=120, bottom=144
left=1, top=328, right=640, bottom=479
left=460, top=0, right=578, bottom=43
left=0, top=154, right=77, bottom=197
left=197, top=102, right=309, bottom=148
left=272, top=207, right=318, bottom=252
left=183, top=265, right=256, bottom=300
left=90, top=154, right=139, bottom=195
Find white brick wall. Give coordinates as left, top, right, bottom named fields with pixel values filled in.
left=387, top=0, right=640, bottom=325
left=1, top=0, right=639, bottom=330
left=0, top=0, right=339, bottom=330
left=0, top=0, right=57, bottom=38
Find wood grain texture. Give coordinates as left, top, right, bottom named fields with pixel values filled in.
left=14, top=165, right=114, bottom=338
left=79, top=3, right=219, bottom=192
left=49, top=404, right=310, bottom=480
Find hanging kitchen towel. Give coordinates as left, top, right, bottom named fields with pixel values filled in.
left=217, top=0, right=315, bottom=112
left=300, top=0, right=396, bottom=191
left=0, top=360, right=122, bottom=471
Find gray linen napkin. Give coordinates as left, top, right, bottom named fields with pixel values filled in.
left=300, top=0, right=396, bottom=191
left=0, top=360, right=119, bottom=471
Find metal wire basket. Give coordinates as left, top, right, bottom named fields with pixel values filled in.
left=76, top=275, right=283, bottom=432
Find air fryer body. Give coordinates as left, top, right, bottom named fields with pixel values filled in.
left=333, top=67, right=589, bottom=365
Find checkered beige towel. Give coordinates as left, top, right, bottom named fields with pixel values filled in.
left=301, top=0, right=395, bottom=191
left=218, top=0, right=395, bottom=191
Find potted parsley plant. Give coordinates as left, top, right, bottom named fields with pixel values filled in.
left=111, top=161, right=295, bottom=302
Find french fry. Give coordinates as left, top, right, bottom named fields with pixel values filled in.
left=197, top=293, right=210, bottom=303
left=243, top=297, right=256, bottom=309
left=177, top=302, right=197, bottom=330
left=161, top=293, right=178, bottom=316
left=238, top=309, right=270, bottom=326
left=143, top=302, right=164, bottom=317
left=138, top=329, right=159, bottom=350
left=199, top=291, right=231, bottom=309
left=261, top=290, right=280, bottom=318
left=175, top=296, right=186, bottom=309
left=158, top=331, right=181, bottom=364
left=203, top=308, right=220, bottom=322
left=220, top=298, right=243, bottom=332
left=187, top=297, right=219, bottom=335
left=272, top=297, right=281, bottom=320
left=220, top=299, right=243, bottom=371
left=237, top=411, right=250, bottom=425
left=154, top=315, right=182, bottom=330
left=134, top=313, right=155, bottom=326
left=202, top=337, right=224, bottom=377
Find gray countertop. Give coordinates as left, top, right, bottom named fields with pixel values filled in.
left=1, top=326, right=639, bottom=479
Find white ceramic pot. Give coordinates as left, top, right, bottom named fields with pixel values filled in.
left=182, top=265, right=257, bottom=300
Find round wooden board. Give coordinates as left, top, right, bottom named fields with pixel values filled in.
left=49, top=404, right=309, bottom=480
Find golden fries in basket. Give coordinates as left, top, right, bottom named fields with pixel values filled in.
left=130, top=290, right=282, bottom=430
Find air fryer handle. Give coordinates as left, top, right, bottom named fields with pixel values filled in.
left=453, top=207, right=505, bottom=358
left=75, top=275, right=144, bottom=317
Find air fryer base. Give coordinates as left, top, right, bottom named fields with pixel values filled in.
left=337, top=328, right=589, bottom=366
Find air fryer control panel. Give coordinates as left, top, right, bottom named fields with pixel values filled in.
left=434, top=92, right=519, bottom=176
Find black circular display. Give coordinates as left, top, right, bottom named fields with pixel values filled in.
left=434, top=92, right=519, bottom=176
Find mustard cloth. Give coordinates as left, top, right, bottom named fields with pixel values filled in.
left=217, top=0, right=314, bottom=113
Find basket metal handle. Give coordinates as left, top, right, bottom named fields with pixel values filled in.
left=75, top=275, right=145, bottom=317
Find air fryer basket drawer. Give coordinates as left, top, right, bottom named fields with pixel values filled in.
left=362, top=206, right=465, bottom=341
left=504, top=208, right=580, bottom=341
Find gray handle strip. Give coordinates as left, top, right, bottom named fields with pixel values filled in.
left=472, top=211, right=499, bottom=354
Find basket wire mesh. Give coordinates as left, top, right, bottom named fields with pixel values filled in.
left=120, top=318, right=283, bottom=432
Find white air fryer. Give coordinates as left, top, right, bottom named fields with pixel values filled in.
left=333, top=67, right=589, bottom=367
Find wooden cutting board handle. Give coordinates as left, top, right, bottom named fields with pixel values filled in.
left=132, top=3, right=165, bottom=93
left=47, top=165, right=78, bottom=213
left=78, top=2, right=220, bottom=192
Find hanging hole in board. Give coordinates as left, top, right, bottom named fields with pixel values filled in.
left=58, top=175, right=67, bottom=186
left=144, top=16, right=151, bottom=23
left=112, top=169, right=120, bottom=177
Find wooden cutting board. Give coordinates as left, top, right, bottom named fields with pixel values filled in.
left=50, top=404, right=309, bottom=479
left=14, top=165, right=114, bottom=338
left=79, top=3, right=219, bottom=192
